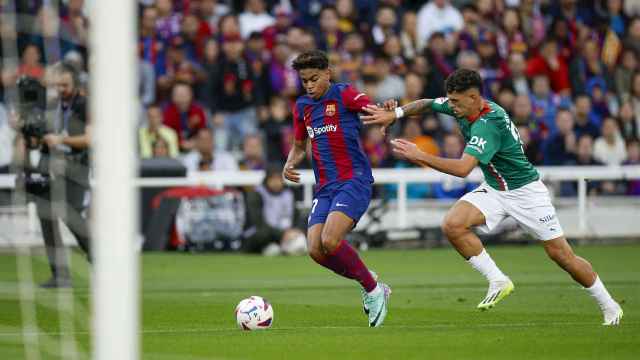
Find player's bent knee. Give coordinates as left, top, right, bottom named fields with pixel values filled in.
left=441, top=216, right=467, bottom=238
left=320, top=234, right=340, bottom=253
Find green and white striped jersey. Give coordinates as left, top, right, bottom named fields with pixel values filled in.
left=430, top=98, right=539, bottom=191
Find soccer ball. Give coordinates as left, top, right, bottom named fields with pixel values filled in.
left=235, top=296, right=274, bottom=330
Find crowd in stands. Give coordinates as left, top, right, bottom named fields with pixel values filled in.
left=1, top=0, right=640, bottom=198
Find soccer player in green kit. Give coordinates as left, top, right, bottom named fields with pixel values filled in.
left=361, top=69, right=623, bottom=325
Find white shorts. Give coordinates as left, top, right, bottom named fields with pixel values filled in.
left=459, top=180, right=564, bottom=241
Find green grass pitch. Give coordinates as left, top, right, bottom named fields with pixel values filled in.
left=1, top=244, right=639, bottom=359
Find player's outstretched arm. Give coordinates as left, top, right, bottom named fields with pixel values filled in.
left=361, top=99, right=435, bottom=135
left=283, top=139, right=307, bottom=183
left=391, top=138, right=478, bottom=178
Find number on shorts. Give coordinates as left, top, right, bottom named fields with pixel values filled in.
left=311, top=199, right=318, bottom=213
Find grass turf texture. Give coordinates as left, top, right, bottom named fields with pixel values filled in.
left=0, top=244, right=639, bottom=359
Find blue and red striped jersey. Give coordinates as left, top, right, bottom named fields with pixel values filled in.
left=293, top=83, right=374, bottom=190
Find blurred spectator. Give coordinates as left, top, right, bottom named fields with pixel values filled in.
left=518, top=125, right=542, bottom=165
left=425, top=32, right=455, bottom=79
left=496, top=7, right=527, bottom=60
left=239, top=134, right=266, bottom=171
left=262, top=5, right=294, bottom=50
left=630, top=71, right=640, bottom=120
left=573, top=95, right=601, bottom=139
left=238, top=0, right=274, bottom=39
left=401, top=72, right=424, bottom=105
left=0, top=102, right=15, bottom=173
left=180, top=12, right=212, bottom=62
left=139, top=105, right=179, bottom=159
left=337, top=32, right=367, bottom=83
left=243, top=165, right=306, bottom=255
left=139, top=60, right=156, bottom=109
left=476, top=30, right=503, bottom=92
left=261, top=97, right=292, bottom=163
left=61, top=0, right=88, bottom=48
left=207, top=32, right=261, bottom=150
left=316, top=5, right=344, bottom=53
left=163, top=82, right=207, bottom=152
left=370, top=55, right=405, bottom=104
left=402, top=119, right=439, bottom=157
left=504, top=52, right=530, bottom=96
left=416, top=0, right=463, bottom=52
left=614, top=49, right=638, bottom=101
left=598, top=0, right=626, bottom=36
left=139, top=5, right=167, bottom=78
left=542, top=110, right=576, bottom=166
left=399, top=11, right=419, bottom=60
left=201, top=0, right=231, bottom=32
left=564, top=134, right=609, bottom=196
left=569, top=39, right=612, bottom=98
left=151, top=136, right=172, bottom=158
left=336, top=0, right=357, bottom=34
left=382, top=35, right=407, bottom=75
left=157, top=35, right=205, bottom=94
left=18, top=44, right=45, bottom=80
left=622, top=17, right=640, bottom=54
left=623, top=140, right=640, bottom=195
left=529, top=75, right=570, bottom=135
left=155, top=0, right=182, bottom=42
left=593, top=117, right=627, bottom=165
left=496, top=86, right=516, bottom=113
left=371, top=5, right=398, bottom=46
left=181, top=128, right=238, bottom=172
left=218, top=13, right=242, bottom=39
left=525, top=39, right=571, bottom=96
left=269, top=37, right=298, bottom=97
left=617, top=101, right=640, bottom=141
left=432, top=134, right=476, bottom=199
left=363, top=126, right=390, bottom=168
left=456, top=50, right=481, bottom=71
left=29, top=5, right=85, bottom=64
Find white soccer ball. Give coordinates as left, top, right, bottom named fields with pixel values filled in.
left=235, top=296, right=274, bottom=331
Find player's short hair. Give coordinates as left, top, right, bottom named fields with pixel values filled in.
left=292, top=50, right=329, bottom=71
left=445, top=68, right=483, bottom=94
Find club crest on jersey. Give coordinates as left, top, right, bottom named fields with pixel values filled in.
left=306, top=126, right=315, bottom=138
left=325, top=104, right=336, bottom=116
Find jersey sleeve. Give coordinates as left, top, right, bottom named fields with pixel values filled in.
left=292, top=103, right=307, bottom=142
left=463, top=122, right=501, bottom=164
left=341, top=85, right=371, bottom=112
left=429, top=97, right=456, bottom=116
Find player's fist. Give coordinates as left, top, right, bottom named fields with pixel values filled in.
left=283, top=164, right=301, bottom=183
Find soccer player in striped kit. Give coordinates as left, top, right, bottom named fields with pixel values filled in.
left=362, top=69, right=623, bottom=326
left=283, top=50, right=391, bottom=327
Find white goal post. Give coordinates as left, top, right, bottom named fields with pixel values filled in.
left=90, top=1, right=139, bottom=360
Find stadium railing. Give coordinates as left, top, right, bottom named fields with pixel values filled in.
left=1, top=166, right=640, bottom=238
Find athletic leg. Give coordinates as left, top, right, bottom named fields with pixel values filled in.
left=443, top=188, right=513, bottom=309
left=543, top=237, right=622, bottom=325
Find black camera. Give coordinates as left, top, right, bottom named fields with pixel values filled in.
left=16, top=76, right=48, bottom=145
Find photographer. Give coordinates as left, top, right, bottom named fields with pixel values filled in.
left=17, top=63, right=91, bottom=288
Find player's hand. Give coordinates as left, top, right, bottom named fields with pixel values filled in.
left=283, top=164, right=301, bottom=183
left=382, top=99, right=398, bottom=111
left=43, top=134, right=63, bottom=148
left=390, top=138, right=423, bottom=164
left=361, top=104, right=396, bottom=135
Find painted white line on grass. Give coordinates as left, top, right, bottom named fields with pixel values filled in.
left=0, top=321, right=634, bottom=338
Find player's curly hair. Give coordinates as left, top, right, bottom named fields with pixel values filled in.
left=445, top=68, right=483, bottom=94
left=292, top=50, right=329, bottom=71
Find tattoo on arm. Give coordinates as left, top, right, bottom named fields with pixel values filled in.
left=401, top=99, right=434, bottom=117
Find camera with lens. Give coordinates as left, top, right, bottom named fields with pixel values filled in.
left=16, top=76, right=48, bottom=147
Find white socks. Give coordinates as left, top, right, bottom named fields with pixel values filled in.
left=586, top=276, right=617, bottom=310
left=468, top=249, right=508, bottom=283
left=367, top=283, right=382, bottom=296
